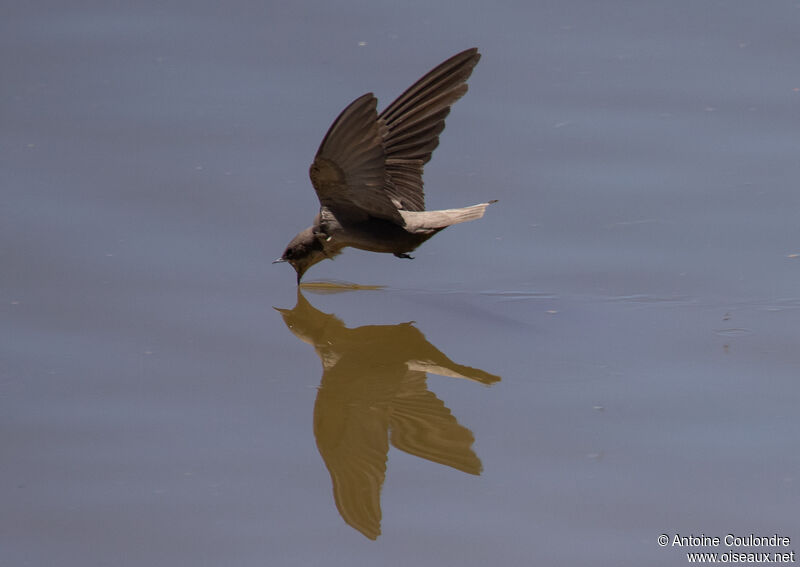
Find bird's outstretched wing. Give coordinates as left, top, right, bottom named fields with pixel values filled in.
left=310, top=94, right=401, bottom=223
left=379, top=48, right=481, bottom=212
left=309, top=48, right=481, bottom=221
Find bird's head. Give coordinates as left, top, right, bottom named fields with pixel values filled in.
left=273, top=227, right=329, bottom=284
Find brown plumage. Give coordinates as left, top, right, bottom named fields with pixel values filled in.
left=275, top=48, right=495, bottom=283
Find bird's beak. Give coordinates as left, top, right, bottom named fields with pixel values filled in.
left=272, top=256, right=303, bottom=284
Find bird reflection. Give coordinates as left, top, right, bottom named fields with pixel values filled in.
left=275, top=289, right=500, bottom=539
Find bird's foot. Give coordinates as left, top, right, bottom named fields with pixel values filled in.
left=394, top=252, right=415, bottom=260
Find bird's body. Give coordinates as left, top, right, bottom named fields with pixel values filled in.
left=276, top=48, right=494, bottom=283
left=318, top=208, right=428, bottom=256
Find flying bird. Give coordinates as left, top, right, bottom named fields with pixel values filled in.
left=275, top=48, right=494, bottom=283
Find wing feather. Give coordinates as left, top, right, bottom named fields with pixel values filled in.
left=307, top=49, right=481, bottom=221
left=310, top=94, right=401, bottom=222
left=378, top=48, right=480, bottom=211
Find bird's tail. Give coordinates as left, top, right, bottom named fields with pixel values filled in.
left=400, top=200, right=497, bottom=232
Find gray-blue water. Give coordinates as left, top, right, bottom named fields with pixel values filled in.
left=3, top=1, right=799, bottom=565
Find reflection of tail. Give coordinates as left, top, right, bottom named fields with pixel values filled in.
left=407, top=360, right=501, bottom=385
left=401, top=200, right=497, bottom=232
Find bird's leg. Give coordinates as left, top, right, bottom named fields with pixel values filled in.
left=394, top=252, right=415, bottom=259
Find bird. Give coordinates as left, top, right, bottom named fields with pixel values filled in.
left=274, top=47, right=495, bottom=284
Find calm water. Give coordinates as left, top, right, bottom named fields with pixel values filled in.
left=2, top=1, right=799, bottom=565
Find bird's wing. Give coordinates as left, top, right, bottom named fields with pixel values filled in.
left=309, top=93, right=403, bottom=223
left=377, top=48, right=481, bottom=212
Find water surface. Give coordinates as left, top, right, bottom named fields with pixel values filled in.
left=2, top=1, right=799, bottom=565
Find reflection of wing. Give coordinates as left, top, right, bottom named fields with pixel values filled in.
left=309, top=94, right=401, bottom=223
left=313, top=383, right=389, bottom=540
left=389, top=371, right=482, bottom=475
